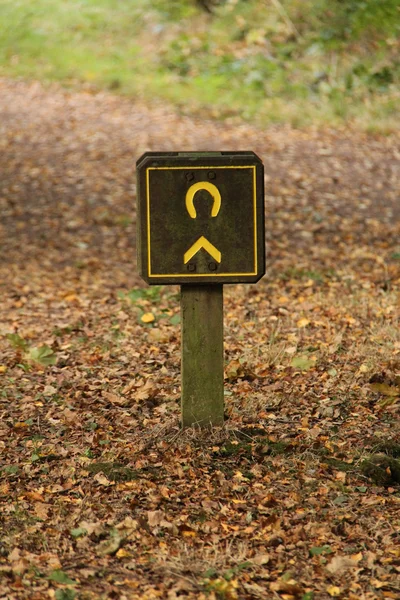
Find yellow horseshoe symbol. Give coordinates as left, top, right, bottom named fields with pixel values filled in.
left=185, top=181, right=221, bottom=219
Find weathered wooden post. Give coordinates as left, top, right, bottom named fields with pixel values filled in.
left=137, top=152, right=265, bottom=428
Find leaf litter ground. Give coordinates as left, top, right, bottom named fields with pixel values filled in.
left=0, top=78, right=399, bottom=600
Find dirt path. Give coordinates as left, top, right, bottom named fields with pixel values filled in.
left=1, top=78, right=399, bottom=309
left=0, top=78, right=399, bottom=600
left=1, top=78, right=399, bottom=271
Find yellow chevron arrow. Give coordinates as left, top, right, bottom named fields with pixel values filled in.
left=184, top=236, right=221, bottom=264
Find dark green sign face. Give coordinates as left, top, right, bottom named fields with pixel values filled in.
left=136, top=152, right=265, bottom=284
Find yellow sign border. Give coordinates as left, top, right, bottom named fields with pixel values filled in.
left=146, top=165, right=258, bottom=278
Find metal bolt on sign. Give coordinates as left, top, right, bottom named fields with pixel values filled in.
left=137, top=152, right=265, bottom=428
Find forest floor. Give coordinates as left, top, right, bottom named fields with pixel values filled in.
left=0, top=78, right=399, bottom=600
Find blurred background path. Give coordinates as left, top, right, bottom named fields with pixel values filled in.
left=1, top=77, right=399, bottom=296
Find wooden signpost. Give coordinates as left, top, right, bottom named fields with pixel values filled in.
left=137, top=151, right=265, bottom=427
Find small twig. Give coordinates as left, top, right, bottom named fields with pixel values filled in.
left=163, top=568, right=198, bottom=587
left=139, top=420, right=180, bottom=452
left=269, top=0, right=301, bottom=39
left=163, top=428, right=183, bottom=451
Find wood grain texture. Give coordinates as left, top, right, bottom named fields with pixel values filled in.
left=181, top=284, right=224, bottom=427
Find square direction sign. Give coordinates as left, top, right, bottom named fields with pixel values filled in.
left=137, top=151, right=265, bottom=284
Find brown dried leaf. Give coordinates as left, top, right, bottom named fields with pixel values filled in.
left=225, top=359, right=257, bottom=382
left=79, top=521, right=103, bottom=536
left=253, top=553, right=270, bottom=565
left=25, top=491, right=45, bottom=502
left=102, top=391, right=128, bottom=406
left=270, top=579, right=302, bottom=595
left=147, top=510, right=165, bottom=528
left=326, top=555, right=359, bottom=574
left=135, top=380, right=158, bottom=401
left=34, top=503, right=50, bottom=519
left=93, top=473, right=113, bottom=486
